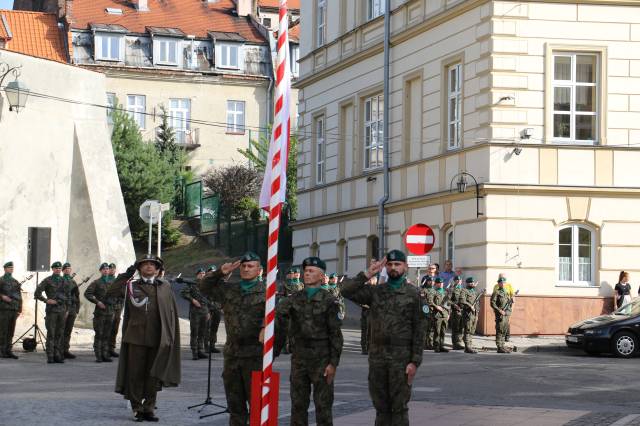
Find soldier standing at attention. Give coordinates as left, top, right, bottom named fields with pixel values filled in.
left=35, top=261, right=68, bottom=364
left=278, top=266, right=303, bottom=355
left=431, top=277, right=450, bottom=353
left=327, top=273, right=346, bottom=321
left=61, top=263, right=80, bottom=360
left=276, top=257, right=343, bottom=425
left=108, top=263, right=124, bottom=358
left=205, top=265, right=222, bottom=354
left=459, top=277, right=479, bottom=354
left=342, top=250, right=426, bottom=426
left=491, top=277, right=513, bottom=353
left=85, top=263, right=115, bottom=363
left=448, top=275, right=465, bottom=350
left=492, top=273, right=515, bottom=342
left=107, top=254, right=181, bottom=423
left=0, top=262, right=21, bottom=359
left=420, top=275, right=435, bottom=350
left=199, top=252, right=265, bottom=426
left=180, top=268, right=210, bottom=360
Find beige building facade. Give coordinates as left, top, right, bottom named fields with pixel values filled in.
left=294, top=0, right=640, bottom=334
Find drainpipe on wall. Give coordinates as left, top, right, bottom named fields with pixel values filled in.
left=377, top=0, right=391, bottom=259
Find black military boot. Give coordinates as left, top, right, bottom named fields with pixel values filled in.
left=6, top=351, right=19, bottom=359
left=64, top=352, right=76, bottom=359
left=439, top=347, right=450, bottom=353
left=192, top=351, right=199, bottom=360
left=210, top=346, right=220, bottom=354
left=109, top=349, right=119, bottom=358
left=102, top=355, right=113, bottom=362
left=47, top=357, right=55, bottom=364
left=465, top=347, right=478, bottom=354
left=497, top=347, right=511, bottom=354
left=54, top=355, right=64, bottom=363
left=198, top=351, right=207, bottom=359
left=142, top=412, right=159, bottom=422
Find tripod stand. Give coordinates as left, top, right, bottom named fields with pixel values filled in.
left=188, top=342, right=228, bottom=419
left=13, top=272, right=46, bottom=351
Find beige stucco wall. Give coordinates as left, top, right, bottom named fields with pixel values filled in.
left=0, top=50, right=136, bottom=331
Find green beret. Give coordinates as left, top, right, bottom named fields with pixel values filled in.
left=207, top=265, right=217, bottom=272
left=302, top=256, right=326, bottom=271
left=62, top=262, right=71, bottom=269
left=291, top=266, right=300, bottom=273
left=386, top=249, right=407, bottom=263
left=329, top=273, right=337, bottom=279
left=51, top=261, right=62, bottom=269
left=99, top=262, right=110, bottom=270
left=109, top=263, right=116, bottom=268
left=196, top=268, right=205, bottom=274
left=465, top=277, right=475, bottom=284
left=3, top=261, right=13, bottom=268
left=497, top=277, right=506, bottom=283
left=240, top=252, right=261, bottom=264
left=454, top=275, right=462, bottom=280
left=434, top=277, right=444, bottom=284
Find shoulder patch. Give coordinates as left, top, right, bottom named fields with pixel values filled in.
left=422, top=305, right=430, bottom=315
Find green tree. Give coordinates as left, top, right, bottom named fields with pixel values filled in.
left=111, top=103, right=180, bottom=246
left=237, top=128, right=298, bottom=220
left=202, top=164, right=261, bottom=219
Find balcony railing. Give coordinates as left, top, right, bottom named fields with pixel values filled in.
left=156, top=127, right=200, bottom=149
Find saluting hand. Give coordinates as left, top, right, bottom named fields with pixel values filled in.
left=324, top=364, right=336, bottom=385
left=220, top=260, right=242, bottom=275
left=365, top=258, right=387, bottom=279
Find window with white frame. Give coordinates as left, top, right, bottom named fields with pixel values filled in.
left=169, top=99, right=191, bottom=143
left=290, top=44, right=300, bottom=77
left=367, top=0, right=385, bottom=20
left=447, top=63, right=462, bottom=150
left=552, top=53, right=598, bottom=143
left=156, top=39, right=178, bottom=65
left=558, top=224, right=595, bottom=286
left=106, top=92, right=116, bottom=125
left=364, top=94, right=384, bottom=170
left=226, top=100, right=245, bottom=133
left=316, top=0, right=326, bottom=47
left=95, top=33, right=123, bottom=61
left=219, top=43, right=240, bottom=69
left=126, top=95, right=146, bottom=130
left=446, top=228, right=455, bottom=266
left=315, top=116, right=326, bottom=185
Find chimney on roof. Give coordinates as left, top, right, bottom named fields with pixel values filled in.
left=57, top=0, right=73, bottom=21
left=237, top=0, right=256, bottom=17
left=136, top=0, right=149, bottom=12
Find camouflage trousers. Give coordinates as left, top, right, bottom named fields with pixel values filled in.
left=209, top=305, right=221, bottom=348
left=222, top=355, right=262, bottom=426
left=424, top=317, right=434, bottom=349
left=93, top=313, right=113, bottom=359
left=290, top=357, right=334, bottom=426
left=463, top=312, right=478, bottom=349
left=360, top=308, right=370, bottom=352
left=495, top=314, right=510, bottom=349
left=189, top=309, right=209, bottom=353
left=449, top=310, right=464, bottom=347
left=45, top=311, right=66, bottom=359
left=0, top=310, right=18, bottom=356
left=110, top=303, right=123, bottom=352
left=369, top=358, right=412, bottom=426
left=63, top=310, right=77, bottom=353
left=433, top=315, right=448, bottom=350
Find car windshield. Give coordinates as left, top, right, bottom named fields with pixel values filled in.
left=614, top=298, right=640, bottom=316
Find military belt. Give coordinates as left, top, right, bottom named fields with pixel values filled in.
left=296, top=338, right=329, bottom=347
left=373, top=337, right=412, bottom=346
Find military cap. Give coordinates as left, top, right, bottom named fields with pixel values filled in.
left=465, top=277, right=475, bottom=284
left=109, top=263, right=116, bottom=268
left=434, top=277, right=444, bottom=284
left=136, top=254, right=163, bottom=269
left=240, top=252, right=261, bottom=264
left=329, top=273, right=338, bottom=279
left=302, top=256, right=326, bottom=271
left=51, top=261, right=62, bottom=269
left=290, top=266, right=300, bottom=273
left=454, top=275, right=462, bottom=280
left=497, top=277, right=507, bottom=283
left=3, top=261, right=13, bottom=268
left=386, top=249, right=407, bottom=263
left=62, top=262, right=71, bottom=269
left=196, top=267, right=205, bottom=274
left=99, top=262, right=110, bottom=271
left=207, top=265, right=217, bottom=272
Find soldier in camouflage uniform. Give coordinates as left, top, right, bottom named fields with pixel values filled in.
left=180, top=268, right=210, bottom=360
left=342, top=250, right=426, bottom=426
left=277, top=266, right=303, bottom=354
left=205, top=265, right=222, bottom=354
left=198, top=252, right=265, bottom=426
left=35, top=261, right=68, bottom=364
left=276, top=257, right=343, bottom=426
left=431, top=277, right=450, bottom=353
left=448, top=275, right=465, bottom=350
left=459, top=277, right=479, bottom=354
left=84, top=263, right=116, bottom=362
left=108, top=263, right=124, bottom=358
left=360, top=266, right=378, bottom=355
left=420, top=275, right=435, bottom=350
left=327, top=273, right=346, bottom=321
left=61, top=263, right=80, bottom=359
left=0, top=261, right=21, bottom=359
left=491, top=277, right=513, bottom=353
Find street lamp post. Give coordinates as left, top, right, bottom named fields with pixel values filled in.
left=450, top=172, right=483, bottom=218
left=0, top=61, right=29, bottom=112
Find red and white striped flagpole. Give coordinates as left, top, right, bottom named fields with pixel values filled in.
left=260, top=1, right=291, bottom=424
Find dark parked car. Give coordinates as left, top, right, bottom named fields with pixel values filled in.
left=566, top=298, right=640, bottom=358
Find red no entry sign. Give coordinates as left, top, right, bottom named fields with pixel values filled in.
left=404, top=223, right=435, bottom=255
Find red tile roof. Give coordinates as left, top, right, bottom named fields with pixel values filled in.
left=0, top=10, right=68, bottom=63
left=71, top=0, right=266, bottom=43
left=258, top=0, right=300, bottom=10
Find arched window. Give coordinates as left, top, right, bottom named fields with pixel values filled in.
left=558, top=224, right=595, bottom=286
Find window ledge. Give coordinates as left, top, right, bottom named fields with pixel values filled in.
left=96, top=57, right=123, bottom=62
left=555, top=284, right=600, bottom=288
left=226, top=131, right=245, bottom=135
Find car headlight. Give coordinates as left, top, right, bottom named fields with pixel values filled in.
left=584, top=329, right=604, bottom=335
